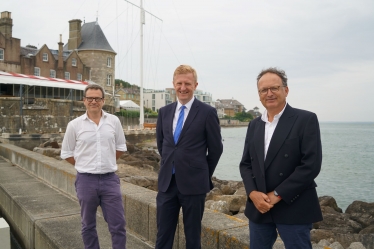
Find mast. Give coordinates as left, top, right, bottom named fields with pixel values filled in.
left=139, top=0, right=145, bottom=127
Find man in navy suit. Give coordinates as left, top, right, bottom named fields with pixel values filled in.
left=155, top=65, right=223, bottom=249
left=240, top=67, right=323, bottom=249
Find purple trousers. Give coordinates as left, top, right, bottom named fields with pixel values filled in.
left=75, top=172, right=126, bottom=249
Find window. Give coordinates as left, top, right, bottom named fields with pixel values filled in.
left=77, top=73, right=82, bottom=81
left=0, top=49, right=4, bottom=60
left=65, top=72, right=70, bottom=80
left=50, top=70, right=56, bottom=78
left=34, top=67, right=40, bottom=76
left=107, top=74, right=112, bottom=86
left=152, top=94, right=155, bottom=99
left=107, top=57, right=112, bottom=67
left=42, top=53, right=48, bottom=61
left=161, top=94, right=163, bottom=99
left=72, top=58, right=77, bottom=66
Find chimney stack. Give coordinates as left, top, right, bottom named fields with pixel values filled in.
left=57, top=34, right=64, bottom=78
left=0, top=11, right=13, bottom=39
left=68, top=19, right=82, bottom=50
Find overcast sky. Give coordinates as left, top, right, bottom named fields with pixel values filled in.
left=3, top=0, right=374, bottom=122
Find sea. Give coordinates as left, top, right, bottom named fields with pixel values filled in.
left=214, top=122, right=374, bottom=212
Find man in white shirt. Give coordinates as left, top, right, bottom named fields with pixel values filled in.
left=61, top=84, right=127, bottom=249
left=239, top=68, right=323, bottom=249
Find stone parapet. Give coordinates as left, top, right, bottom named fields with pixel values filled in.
left=0, top=143, right=250, bottom=248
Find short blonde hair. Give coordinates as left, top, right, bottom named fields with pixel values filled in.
left=173, top=65, right=197, bottom=82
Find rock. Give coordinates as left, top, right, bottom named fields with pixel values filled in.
left=320, top=206, right=341, bottom=215
left=311, top=244, right=325, bottom=249
left=33, top=147, right=61, bottom=157
left=346, top=201, right=374, bottom=230
left=313, top=213, right=362, bottom=233
left=347, top=242, right=366, bottom=249
left=359, top=224, right=374, bottom=234
left=220, top=184, right=236, bottom=195
left=239, top=205, right=245, bottom=213
left=212, top=195, right=246, bottom=212
left=205, top=187, right=223, bottom=201
left=317, top=239, right=330, bottom=247
left=123, top=176, right=158, bottom=191
left=329, top=241, right=344, bottom=249
left=234, top=187, right=247, bottom=196
left=310, top=229, right=335, bottom=244
left=272, top=238, right=285, bottom=249
left=209, top=200, right=231, bottom=215
left=319, top=196, right=343, bottom=213
left=233, top=212, right=248, bottom=222
left=205, top=200, right=215, bottom=209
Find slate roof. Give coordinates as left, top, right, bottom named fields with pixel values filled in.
left=20, top=46, right=38, bottom=57
left=64, top=21, right=115, bottom=53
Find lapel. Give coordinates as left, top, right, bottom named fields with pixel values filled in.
left=264, top=104, right=297, bottom=170
left=254, top=119, right=266, bottom=176
left=176, top=99, right=200, bottom=144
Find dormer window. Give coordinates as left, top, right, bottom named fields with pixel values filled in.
left=0, top=49, right=4, bottom=60
left=107, top=57, right=112, bottom=67
left=72, top=58, right=77, bottom=66
left=34, top=67, right=40, bottom=76
left=42, top=53, right=48, bottom=62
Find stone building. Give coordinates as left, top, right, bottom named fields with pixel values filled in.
left=0, top=11, right=116, bottom=98
left=215, top=98, right=245, bottom=117
left=64, top=19, right=116, bottom=94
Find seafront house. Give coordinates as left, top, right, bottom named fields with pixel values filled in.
left=215, top=98, right=245, bottom=117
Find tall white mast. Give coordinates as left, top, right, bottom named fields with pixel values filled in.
left=139, top=0, right=145, bottom=127
left=123, top=0, right=162, bottom=128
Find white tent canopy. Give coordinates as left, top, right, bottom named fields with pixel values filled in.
left=119, top=100, right=140, bottom=110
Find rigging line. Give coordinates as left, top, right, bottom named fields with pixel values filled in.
left=171, top=0, right=198, bottom=66
left=60, top=0, right=88, bottom=35
left=144, top=15, right=155, bottom=89
left=117, top=29, right=141, bottom=70
left=102, top=5, right=131, bottom=30
left=152, top=21, right=163, bottom=90
left=153, top=20, right=180, bottom=65
left=116, top=0, right=120, bottom=80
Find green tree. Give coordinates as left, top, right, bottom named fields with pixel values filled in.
left=115, top=79, right=140, bottom=89
left=234, top=112, right=253, bottom=122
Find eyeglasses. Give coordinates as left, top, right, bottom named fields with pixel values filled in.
left=84, top=97, right=104, bottom=102
left=258, top=86, right=286, bottom=95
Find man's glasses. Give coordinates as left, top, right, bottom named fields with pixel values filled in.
left=84, top=97, right=104, bottom=102
left=258, top=86, right=286, bottom=95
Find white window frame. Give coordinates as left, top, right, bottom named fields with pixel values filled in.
left=107, top=57, right=112, bottom=67
left=0, top=48, right=4, bottom=60
left=106, top=74, right=112, bottom=86
left=72, top=58, right=77, bottom=67
left=34, top=67, right=40, bottom=76
left=42, top=53, right=48, bottom=62
left=50, top=69, right=56, bottom=78
left=65, top=72, right=70, bottom=80
left=77, top=73, right=82, bottom=81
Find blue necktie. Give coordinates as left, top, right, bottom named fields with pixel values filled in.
left=174, top=106, right=185, bottom=144
left=173, top=106, right=185, bottom=174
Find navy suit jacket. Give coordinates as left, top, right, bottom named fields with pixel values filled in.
left=156, top=99, right=223, bottom=195
left=240, top=104, right=323, bottom=224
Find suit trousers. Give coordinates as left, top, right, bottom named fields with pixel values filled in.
left=75, top=172, right=126, bottom=249
left=249, top=221, right=312, bottom=249
left=155, top=175, right=206, bottom=249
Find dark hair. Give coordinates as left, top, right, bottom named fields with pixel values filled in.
left=257, top=67, right=288, bottom=87
left=84, top=84, right=105, bottom=98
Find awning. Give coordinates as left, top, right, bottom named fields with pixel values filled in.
left=0, top=71, right=89, bottom=91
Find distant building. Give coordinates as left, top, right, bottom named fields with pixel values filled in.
left=215, top=98, right=245, bottom=117
left=115, top=87, right=140, bottom=105
left=247, top=106, right=262, bottom=119
left=143, top=89, right=171, bottom=112
left=194, top=89, right=214, bottom=107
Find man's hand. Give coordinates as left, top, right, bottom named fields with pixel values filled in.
left=267, top=191, right=282, bottom=205
left=249, top=191, right=274, bottom=214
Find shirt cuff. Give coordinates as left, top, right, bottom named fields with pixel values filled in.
left=60, top=150, right=74, bottom=159
left=116, top=144, right=127, bottom=152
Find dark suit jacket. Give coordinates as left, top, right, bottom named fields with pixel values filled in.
left=156, top=99, right=223, bottom=195
left=239, top=104, right=323, bottom=224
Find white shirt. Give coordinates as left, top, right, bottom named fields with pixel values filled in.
left=261, top=102, right=287, bottom=160
left=173, top=97, right=195, bottom=135
left=61, top=110, right=127, bottom=174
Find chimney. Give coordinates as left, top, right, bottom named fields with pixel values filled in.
left=0, top=11, right=13, bottom=39
left=68, top=19, right=82, bottom=50
left=58, top=34, right=64, bottom=78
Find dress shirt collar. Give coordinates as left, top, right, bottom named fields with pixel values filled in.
left=261, top=102, right=287, bottom=123
left=82, top=110, right=108, bottom=120
left=176, top=97, right=195, bottom=111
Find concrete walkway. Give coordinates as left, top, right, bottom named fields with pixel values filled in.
left=0, top=156, right=152, bottom=249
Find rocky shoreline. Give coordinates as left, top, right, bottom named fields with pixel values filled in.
left=34, top=138, right=374, bottom=249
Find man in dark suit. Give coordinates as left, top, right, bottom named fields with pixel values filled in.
left=239, top=67, right=323, bottom=249
left=155, top=65, right=223, bottom=249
